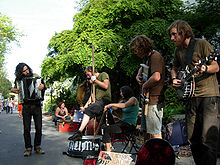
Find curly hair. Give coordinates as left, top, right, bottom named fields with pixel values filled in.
left=167, top=20, right=195, bottom=39
left=15, top=63, right=33, bottom=81
left=120, top=86, right=134, bottom=100
left=129, top=35, right=154, bottom=56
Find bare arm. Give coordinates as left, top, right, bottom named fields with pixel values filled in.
left=142, top=72, right=160, bottom=94
left=64, top=108, right=69, bottom=117
left=11, top=88, right=19, bottom=94
left=80, top=95, right=92, bottom=111
left=171, top=66, right=182, bottom=88
left=200, top=61, right=219, bottom=74
left=104, top=97, right=137, bottom=111
left=136, top=67, right=143, bottom=85
left=94, top=79, right=109, bottom=89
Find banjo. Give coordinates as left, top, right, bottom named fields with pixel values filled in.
left=176, top=51, right=218, bottom=99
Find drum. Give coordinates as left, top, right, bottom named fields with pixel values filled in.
left=20, top=77, right=44, bottom=101
left=135, top=138, right=175, bottom=165
left=67, top=135, right=102, bottom=159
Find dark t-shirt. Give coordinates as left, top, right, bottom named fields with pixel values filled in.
left=146, top=51, right=165, bottom=105
left=173, top=38, right=219, bottom=97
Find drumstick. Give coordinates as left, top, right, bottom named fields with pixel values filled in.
left=92, top=44, right=96, bottom=134
left=91, top=44, right=96, bottom=103
left=93, top=109, right=108, bottom=142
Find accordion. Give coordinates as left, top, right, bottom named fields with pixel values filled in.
left=20, top=77, right=44, bottom=102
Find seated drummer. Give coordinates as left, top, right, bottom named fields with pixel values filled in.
left=68, top=66, right=111, bottom=141
left=54, top=102, right=70, bottom=126
left=102, top=86, right=139, bottom=152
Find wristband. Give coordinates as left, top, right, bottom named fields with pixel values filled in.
left=204, top=65, right=208, bottom=73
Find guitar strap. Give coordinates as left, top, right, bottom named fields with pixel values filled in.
left=143, top=54, right=152, bottom=78
left=185, top=38, right=198, bottom=70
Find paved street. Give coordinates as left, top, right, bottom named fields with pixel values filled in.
left=0, top=110, right=83, bottom=165
left=1, top=110, right=220, bottom=165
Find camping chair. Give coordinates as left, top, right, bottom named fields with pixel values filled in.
left=121, top=124, right=141, bottom=154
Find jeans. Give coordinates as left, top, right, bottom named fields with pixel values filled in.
left=22, top=103, right=42, bottom=149
left=186, top=97, right=219, bottom=165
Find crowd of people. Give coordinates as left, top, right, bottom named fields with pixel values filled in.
left=0, top=98, right=18, bottom=114
left=9, top=20, right=219, bottom=165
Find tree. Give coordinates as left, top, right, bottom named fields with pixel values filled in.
left=42, top=0, right=183, bottom=87
left=0, top=12, right=23, bottom=67
left=183, top=0, right=220, bottom=48
left=0, top=12, right=23, bottom=98
left=183, top=0, right=220, bottom=83
left=0, top=74, right=12, bottom=97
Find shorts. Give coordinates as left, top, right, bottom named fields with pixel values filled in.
left=145, top=104, right=163, bottom=134
left=84, top=99, right=110, bottom=120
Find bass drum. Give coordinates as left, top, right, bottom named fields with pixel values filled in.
left=135, top=138, right=175, bottom=165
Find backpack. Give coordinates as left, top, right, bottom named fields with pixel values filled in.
left=165, top=121, right=189, bottom=146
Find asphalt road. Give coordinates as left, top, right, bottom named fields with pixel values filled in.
left=0, top=110, right=83, bottom=165
left=1, top=110, right=219, bottom=165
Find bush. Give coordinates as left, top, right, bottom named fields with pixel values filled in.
left=163, top=86, right=185, bottom=124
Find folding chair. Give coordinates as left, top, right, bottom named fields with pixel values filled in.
left=121, top=125, right=141, bottom=154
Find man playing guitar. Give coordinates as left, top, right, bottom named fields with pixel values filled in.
left=168, top=20, right=219, bottom=165
left=130, top=35, right=165, bottom=140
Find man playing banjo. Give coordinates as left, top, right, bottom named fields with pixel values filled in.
left=168, top=20, right=219, bottom=165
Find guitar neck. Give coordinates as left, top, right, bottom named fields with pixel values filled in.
left=184, top=59, right=207, bottom=81
left=184, top=67, right=199, bottom=81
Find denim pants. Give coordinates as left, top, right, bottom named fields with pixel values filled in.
left=186, top=97, right=219, bottom=165
left=22, top=103, right=42, bottom=149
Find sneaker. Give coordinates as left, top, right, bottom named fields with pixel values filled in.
left=24, top=149, right=32, bottom=157
left=34, top=147, right=45, bottom=154
left=68, top=130, right=82, bottom=141
left=110, top=146, right=115, bottom=152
